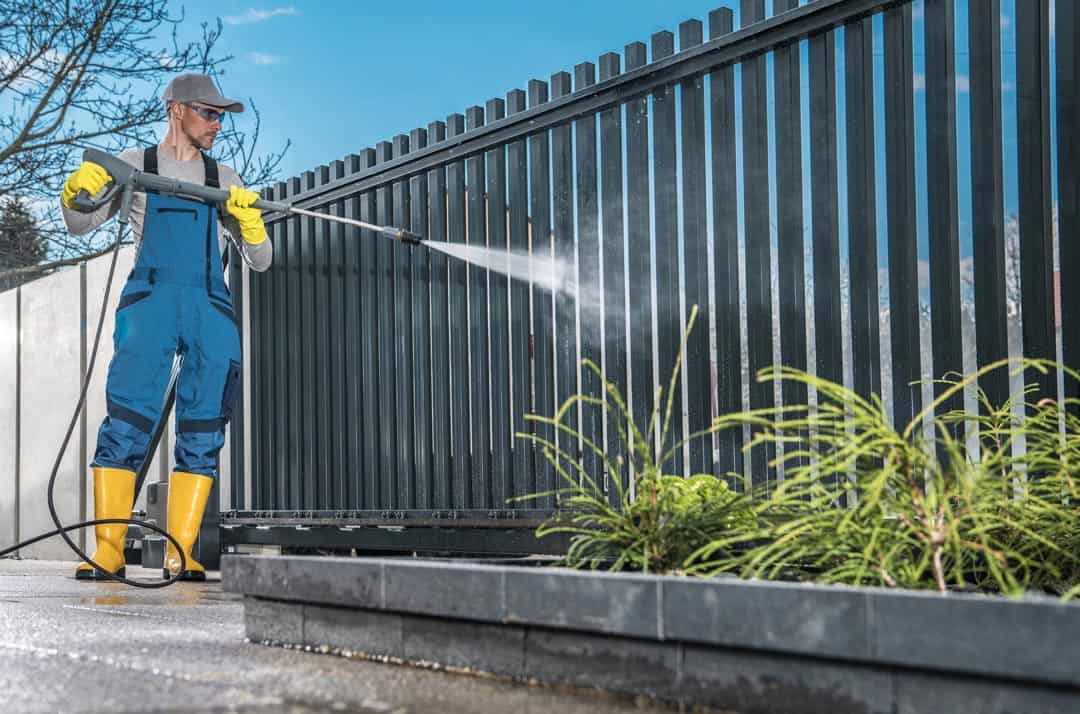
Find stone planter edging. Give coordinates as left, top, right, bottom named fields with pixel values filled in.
left=223, top=555, right=1080, bottom=713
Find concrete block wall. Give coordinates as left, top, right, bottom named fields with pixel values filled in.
left=227, top=556, right=1080, bottom=714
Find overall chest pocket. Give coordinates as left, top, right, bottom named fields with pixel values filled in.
left=148, top=204, right=207, bottom=247
left=155, top=207, right=199, bottom=218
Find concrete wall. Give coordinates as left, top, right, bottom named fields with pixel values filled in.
left=19, top=266, right=83, bottom=559
left=0, top=247, right=235, bottom=560
left=0, top=289, right=16, bottom=549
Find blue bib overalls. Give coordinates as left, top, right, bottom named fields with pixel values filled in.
left=92, top=156, right=241, bottom=480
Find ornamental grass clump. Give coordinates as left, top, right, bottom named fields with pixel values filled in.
left=514, top=306, right=757, bottom=575
left=686, top=360, right=1080, bottom=599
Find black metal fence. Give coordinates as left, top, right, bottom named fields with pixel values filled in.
left=225, top=0, right=1078, bottom=543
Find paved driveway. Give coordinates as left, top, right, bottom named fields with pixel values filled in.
left=0, top=559, right=689, bottom=714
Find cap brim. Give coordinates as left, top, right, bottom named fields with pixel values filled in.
left=201, top=97, right=245, bottom=113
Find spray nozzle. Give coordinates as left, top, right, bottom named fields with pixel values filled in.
left=393, top=229, right=424, bottom=245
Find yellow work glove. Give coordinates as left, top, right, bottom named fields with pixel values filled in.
left=61, top=161, right=112, bottom=210
left=225, top=185, right=267, bottom=245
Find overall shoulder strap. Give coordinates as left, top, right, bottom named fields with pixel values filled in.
left=200, top=152, right=229, bottom=271
left=143, top=146, right=158, bottom=175
left=201, top=152, right=220, bottom=189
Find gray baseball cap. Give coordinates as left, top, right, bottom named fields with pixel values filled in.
left=162, top=73, right=244, bottom=113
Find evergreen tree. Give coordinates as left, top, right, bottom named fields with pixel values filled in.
left=0, top=197, right=47, bottom=292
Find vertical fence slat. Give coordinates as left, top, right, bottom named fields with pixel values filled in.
left=246, top=193, right=264, bottom=507
left=313, top=165, right=333, bottom=509
left=844, top=14, right=881, bottom=408
left=528, top=80, right=556, bottom=509
left=231, top=209, right=246, bottom=509
left=740, top=1, right=774, bottom=489
left=466, top=105, right=492, bottom=509
left=551, top=71, right=577, bottom=482
left=326, top=161, right=346, bottom=508
left=709, top=9, right=743, bottom=486
left=486, top=97, right=512, bottom=509
left=574, top=62, right=604, bottom=490
left=773, top=0, right=808, bottom=475
left=342, top=153, right=367, bottom=508
left=972, top=1, right=1010, bottom=416
left=260, top=184, right=283, bottom=506
left=925, top=0, right=963, bottom=432
left=1016, top=1, right=1056, bottom=405
left=506, top=89, right=533, bottom=504
left=392, top=134, right=415, bottom=509
left=356, top=150, right=379, bottom=509
left=679, top=20, right=710, bottom=477
left=625, top=41, right=654, bottom=477
left=1059, top=0, right=1080, bottom=413
left=809, top=25, right=841, bottom=387
left=447, top=114, right=470, bottom=508
left=651, top=30, right=684, bottom=475
left=278, top=178, right=295, bottom=508
left=374, top=142, right=396, bottom=508
left=409, top=127, right=432, bottom=510
left=969, top=0, right=1009, bottom=419
left=427, top=121, right=451, bottom=509
left=250, top=193, right=263, bottom=508
left=285, top=175, right=302, bottom=507
left=884, top=4, right=921, bottom=428
left=599, top=52, right=627, bottom=500
left=810, top=20, right=842, bottom=496
left=299, top=170, right=317, bottom=508
left=270, top=180, right=288, bottom=508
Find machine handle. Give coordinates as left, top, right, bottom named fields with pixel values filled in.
left=70, top=183, right=122, bottom=213
left=78, top=147, right=292, bottom=214
left=68, top=148, right=139, bottom=213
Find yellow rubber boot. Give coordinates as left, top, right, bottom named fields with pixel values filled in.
left=163, top=471, right=214, bottom=581
left=75, top=467, right=136, bottom=580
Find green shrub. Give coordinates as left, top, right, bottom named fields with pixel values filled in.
left=514, top=306, right=757, bottom=574
left=686, top=361, right=1080, bottom=599
left=516, top=306, right=1079, bottom=600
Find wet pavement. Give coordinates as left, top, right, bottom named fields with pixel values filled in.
left=0, top=559, right=703, bottom=714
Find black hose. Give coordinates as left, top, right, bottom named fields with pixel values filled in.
left=0, top=220, right=187, bottom=587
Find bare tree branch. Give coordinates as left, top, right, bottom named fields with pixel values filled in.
left=0, top=0, right=290, bottom=263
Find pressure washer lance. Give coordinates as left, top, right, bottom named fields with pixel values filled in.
left=74, top=148, right=425, bottom=244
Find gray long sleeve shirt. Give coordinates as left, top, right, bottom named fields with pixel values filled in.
left=61, top=147, right=273, bottom=273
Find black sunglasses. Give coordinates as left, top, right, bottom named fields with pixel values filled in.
left=184, top=102, right=226, bottom=123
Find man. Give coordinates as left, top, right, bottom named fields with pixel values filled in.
left=60, top=73, right=272, bottom=581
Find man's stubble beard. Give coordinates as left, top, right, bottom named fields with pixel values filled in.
left=183, top=123, right=215, bottom=151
